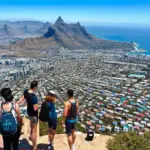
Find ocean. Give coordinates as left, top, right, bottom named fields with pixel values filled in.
left=86, top=26, right=150, bottom=54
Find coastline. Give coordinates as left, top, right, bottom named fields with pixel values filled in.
left=97, top=36, right=150, bottom=55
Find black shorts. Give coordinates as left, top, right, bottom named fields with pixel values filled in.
left=48, top=118, right=57, bottom=130
left=65, top=121, right=76, bottom=135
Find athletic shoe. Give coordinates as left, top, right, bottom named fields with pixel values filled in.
left=72, top=144, right=75, bottom=150
left=48, top=144, right=54, bottom=150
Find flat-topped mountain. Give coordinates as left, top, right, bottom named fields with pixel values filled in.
left=7, top=17, right=134, bottom=51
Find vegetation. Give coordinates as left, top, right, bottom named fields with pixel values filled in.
left=40, top=116, right=85, bottom=136
left=106, top=131, right=150, bottom=150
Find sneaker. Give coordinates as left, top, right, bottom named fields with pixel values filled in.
left=72, top=144, right=75, bottom=150
left=48, top=144, right=54, bottom=150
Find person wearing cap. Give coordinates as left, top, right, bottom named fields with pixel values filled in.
left=45, top=90, right=57, bottom=150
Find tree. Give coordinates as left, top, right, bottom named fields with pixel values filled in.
left=106, top=132, right=150, bottom=150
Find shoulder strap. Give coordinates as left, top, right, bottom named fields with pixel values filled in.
left=1, top=102, right=14, bottom=113
left=1, top=103, right=4, bottom=113
left=69, top=100, right=77, bottom=105
left=10, top=103, right=14, bottom=112
left=68, top=101, right=72, bottom=104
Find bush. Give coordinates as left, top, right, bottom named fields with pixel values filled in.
left=106, top=131, right=150, bottom=150
left=40, top=116, right=85, bottom=136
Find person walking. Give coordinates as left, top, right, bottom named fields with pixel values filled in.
left=18, top=81, right=39, bottom=150
left=62, top=89, right=79, bottom=150
left=0, top=88, right=22, bottom=150
left=45, top=90, right=57, bottom=150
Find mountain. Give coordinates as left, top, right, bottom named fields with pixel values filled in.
left=23, top=25, right=29, bottom=34
left=36, top=22, right=51, bottom=34
left=5, top=17, right=134, bottom=51
left=0, top=24, right=14, bottom=36
left=0, top=21, right=45, bottom=37
left=55, top=16, right=66, bottom=25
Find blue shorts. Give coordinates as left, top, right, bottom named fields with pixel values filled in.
left=48, top=118, right=57, bottom=130
left=65, top=121, right=76, bottom=135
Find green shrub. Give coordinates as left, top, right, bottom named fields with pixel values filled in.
left=106, top=131, right=150, bottom=150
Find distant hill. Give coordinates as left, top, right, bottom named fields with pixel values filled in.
left=0, top=21, right=45, bottom=37
left=0, top=24, right=14, bottom=36
left=7, top=16, right=134, bottom=51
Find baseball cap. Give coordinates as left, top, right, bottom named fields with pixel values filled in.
left=48, top=90, right=57, bottom=96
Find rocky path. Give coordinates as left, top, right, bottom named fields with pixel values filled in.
left=0, top=118, right=110, bottom=150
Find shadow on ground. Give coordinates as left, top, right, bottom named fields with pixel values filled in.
left=19, top=139, right=48, bottom=150
left=19, top=138, right=32, bottom=150
left=37, top=143, right=48, bottom=150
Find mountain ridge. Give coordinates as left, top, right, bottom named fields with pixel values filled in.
left=0, top=17, right=135, bottom=51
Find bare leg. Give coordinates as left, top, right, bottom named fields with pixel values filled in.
left=30, top=123, right=37, bottom=150
left=67, top=134, right=73, bottom=150
left=72, top=129, right=76, bottom=145
left=48, top=128, right=56, bottom=144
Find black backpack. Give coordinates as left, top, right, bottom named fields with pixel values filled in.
left=86, top=129, right=94, bottom=141
left=39, top=102, right=49, bottom=122
left=68, top=100, right=77, bottom=119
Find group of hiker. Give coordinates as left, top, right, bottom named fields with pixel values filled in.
left=0, top=81, right=79, bottom=150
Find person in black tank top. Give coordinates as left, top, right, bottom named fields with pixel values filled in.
left=62, top=89, right=79, bottom=150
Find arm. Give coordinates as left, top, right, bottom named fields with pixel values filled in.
left=33, top=96, right=39, bottom=111
left=17, top=95, right=25, bottom=105
left=33, top=104, right=39, bottom=111
left=15, top=103, right=23, bottom=125
left=62, top=102, right=69, bottom=126
left=76, top=100, right=79, bottom=115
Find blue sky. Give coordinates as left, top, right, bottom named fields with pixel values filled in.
left=0, top=0, right=150, bottom=26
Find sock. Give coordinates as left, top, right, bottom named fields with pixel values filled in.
left=49, top=142, right=53, bottom=145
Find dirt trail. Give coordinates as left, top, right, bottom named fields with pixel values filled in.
left=0, top=118, right=111, bottom=150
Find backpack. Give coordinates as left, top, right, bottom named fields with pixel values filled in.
left=0, top=103, right=17, bottom=136
left=68, top=100, right=77, bottom=119
left=39, top=102, right=49, bottom=122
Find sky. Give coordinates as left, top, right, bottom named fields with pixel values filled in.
left=0, top=0, right=150, bottom=26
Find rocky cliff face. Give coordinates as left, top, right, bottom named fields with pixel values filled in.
left=36, top=22, right=51, bottom=34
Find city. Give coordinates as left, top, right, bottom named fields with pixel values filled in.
left=0, top=51, right=150, bottom=136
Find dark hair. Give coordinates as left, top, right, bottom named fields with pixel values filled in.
left=67, top=89, right=74, bottom=98
left=30, top=81, right=38, bottom=89
left=0, top=88, right=14, bottom=102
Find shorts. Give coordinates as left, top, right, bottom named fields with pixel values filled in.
left=48, top=118, right=57, bottom=130
left=28, top=116, right=38, bottom=124
left=65, top=121, right=76, bottom=135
